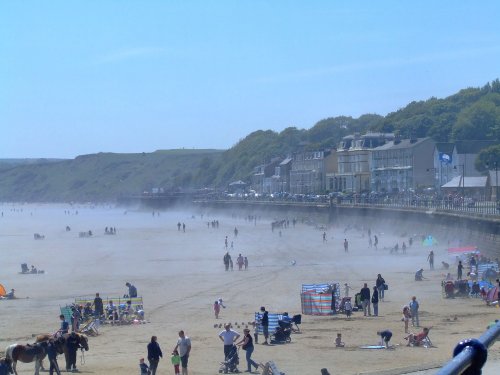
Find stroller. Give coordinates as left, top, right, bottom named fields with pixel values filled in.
left=219, top=345, right=240, bottom=373
left=271, top=321, right=292, bottom=344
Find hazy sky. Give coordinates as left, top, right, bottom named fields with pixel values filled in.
left=1, top=1, right=500, bottom=159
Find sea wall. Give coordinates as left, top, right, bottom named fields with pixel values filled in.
left=194, top=201, right=500, bottom=258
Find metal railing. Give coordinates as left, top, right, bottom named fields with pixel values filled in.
left=437, top=321, right=500, bottom=375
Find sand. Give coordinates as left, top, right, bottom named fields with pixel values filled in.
left=0, top=203, right=499, bottom=375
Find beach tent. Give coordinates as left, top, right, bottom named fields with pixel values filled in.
left=254, top=312, right=280, bottom=335
left=301, top=283, right=341, bottom=315
left=0, top=283, right=6, bottom=296
left=447, top=246, right=480, bottom=261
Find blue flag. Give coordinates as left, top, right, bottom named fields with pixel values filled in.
left=439, top=153, right=452, bottom=164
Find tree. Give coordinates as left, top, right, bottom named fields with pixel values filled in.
left=451, top=100, right=500, bottom=141
left=476, top=145, right=500, bottom=172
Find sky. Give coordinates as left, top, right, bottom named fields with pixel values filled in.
left=1, top=1, right=500, bottom=159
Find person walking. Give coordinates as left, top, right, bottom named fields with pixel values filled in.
left=360, top=283, right=371, bottom=316
left=47, top=339, right=61, bottom=375
left=376, top=274, right=386, bottom=301
left=409, top=296, right=420, bottom=327
left=371, top=286, right=379, bottom=316
left=147, top=336, right=163, bottom=375
left=173, top=330, right=191, bottom=375
left=236, top=328, right=259, bottom=373
left=219, top=324, right=240, bottom=359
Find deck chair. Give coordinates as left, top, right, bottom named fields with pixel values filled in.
left=79, top=319, right=99, bottom=336
left=260, top=361, right=285, bottom=375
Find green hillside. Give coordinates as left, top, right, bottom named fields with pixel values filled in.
left=0, top=150, right=222, bottom=202
left=1, top=80, right=499, bottom=202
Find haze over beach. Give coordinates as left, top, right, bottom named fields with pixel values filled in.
left=0, top=204, right=499, bottom=375
left=1, top=1, right=500, bottom=374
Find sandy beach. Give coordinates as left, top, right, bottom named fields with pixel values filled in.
left=0, top=203, right=499, bottom=375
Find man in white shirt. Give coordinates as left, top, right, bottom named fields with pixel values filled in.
left=173, top=330, right=191, bottom=375
left=218, top=324, right=240, bottom=359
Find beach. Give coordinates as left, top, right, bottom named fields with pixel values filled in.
left=0, top=203, right=499, bottom=374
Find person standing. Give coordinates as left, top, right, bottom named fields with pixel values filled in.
left=236, top=328, right=259, bottom=373
left=427, top=251, right=435, bottom=270
left=92, top=292, right=104, bottom=320
left=344, top=239, right=349, bottom=253
left=65, top=332, right=79, bottom=372
left=376, top=274, right=386, bottom=301
left=458, top=261, right=464, bottom=280
left=371, top=286, right=379, bottom=316
left=259, top=306, right=269, bottom=345
left=374, top=235, right=378, bottom=250
left=147, top=336, right=163, bottom=375
left=343, top=283, right=351, bottom=298
left=219, top=324, right=240, bottom=359
left=173, top=330, right=191, bottom=375
left=213, top=300, right=221, bottom=319
left=360, top=283, right=371, bottom=316
left=409, top=296, right=420, bottom=327
left=57, top=314, right=69, bottom=336
left=223, top=252, right=231, bottom=271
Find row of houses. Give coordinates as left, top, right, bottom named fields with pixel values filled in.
left=249, top=134, right=498, bottom=199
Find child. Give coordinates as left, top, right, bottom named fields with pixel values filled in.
left=335, top=333, right=345, bottom=347
left=402, top=305, right=411, bottom=333
left=139, top=358, right=150, bottom=375
left=171, top=350, right=180, bottom=375
left=344, top=299, right=352, bottom=319
left=213, top=300, right=220, bottom=319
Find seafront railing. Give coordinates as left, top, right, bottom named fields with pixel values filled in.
left=195, top=196, right=500, bottom=217
left=436, top=321, right=500, bottom=375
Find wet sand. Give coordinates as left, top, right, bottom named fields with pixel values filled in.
left=0, top=204, right=499, bottom=374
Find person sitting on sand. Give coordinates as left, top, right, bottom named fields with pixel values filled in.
left=405, top=327, right=432, bottom=346
left=415, top=269, right=424, bottom=281
left=442, top=261, right=450, bottom=270
left=335, top=333, right=345, bottom=347
left=5, top=289, right=15, bottom=299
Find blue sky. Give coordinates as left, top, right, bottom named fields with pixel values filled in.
left=1, top=1, right=500, bottom=158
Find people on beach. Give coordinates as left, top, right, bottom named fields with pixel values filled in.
left=377, top=330, right=392, bottom=348
left=344, top=239, right=349, bottom=253
left=259, top=306, right=269, bottom=345
left=344, top=299, right=352, bottom=319
left=376, top=274, right=386, bottom=301
left=92, top=293, right=104, bottom=319
left=171, top=350, right=181, bottom=375
left=126, top=282, right=138, bottom=298
left=403, top=305, right=412, bottom=333
left=57, top=314, right=69, bottom=336
left=415, top=268, right=424, bottom=281
left=344, top=283, right=351, bottom=297
left=139, top=358, right=150, bottom=375
left=65, top=332, right=80, bottom=372
left=219, top=324, right=240, bottom=359
left=406, top=327, right=432, bottom=347
left=428, top=251, right=435, bottom=270
left=173, top=330, right=191, bottom=375
left=409, top=296, right=420, bottom=327
left=236, top=254, right=244, bottom=270
left=223, top=252, right=231, bottom=271
left=372, top=286, right=379, bottom=316
left=244, top=257, right=248, bottom=270
left=214, top=300, right=221, bottom=319
left=360, top=283, right=371, bottom=316
left=457, top=261, right=464, bottom=280
left=47, top=339, right=61, bottom=375
left=236, top=328, right=259, bottom=372
left=147, top=336, right=163, bottom=375
left=335, top=333, right=345, bottom=347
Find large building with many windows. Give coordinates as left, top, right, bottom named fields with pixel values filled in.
left=371, top=137, right=435, bottom=193
left=289, top=150, right=335, bottom=194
